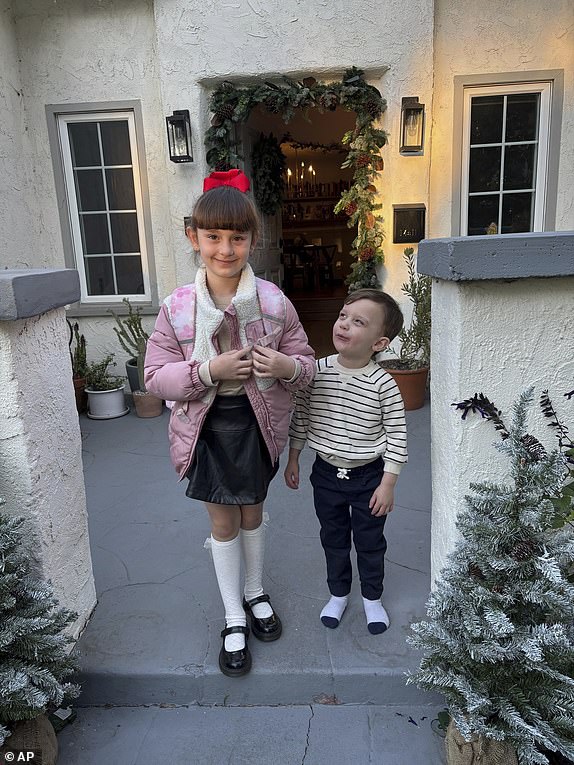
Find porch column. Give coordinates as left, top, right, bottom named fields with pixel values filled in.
left=417, top=231, right=574, bottom=582
left=0, top=269, right=96, bottom=635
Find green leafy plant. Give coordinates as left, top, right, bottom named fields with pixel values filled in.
left=251, top=133, right=287, bottom=215
left=204, top=67, right=388, bottom=290
left=67, top=320, right=87, bottom=379
left=0, top=503, right=79, bottom=746
left=409, top=389, right=574, bottom=764
left=385, top=247, right=431, bottom=369
left=111, top=299, right=149, bottom=392
left=85, top=354, right=123, bottom=392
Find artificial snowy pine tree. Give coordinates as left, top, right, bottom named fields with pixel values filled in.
left=409, top=390, right=574, bottom=765
left=0, top=510, right=79, bottom=746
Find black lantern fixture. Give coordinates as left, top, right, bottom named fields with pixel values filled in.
left=166, top=109, right=193, bottom=163
left=399, top=97, right=425, bottom=154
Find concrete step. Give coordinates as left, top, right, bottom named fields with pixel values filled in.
left=57, top=703, right=447, bottom=765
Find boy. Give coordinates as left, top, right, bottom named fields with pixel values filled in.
left=284, top=289, right=407, bottom=634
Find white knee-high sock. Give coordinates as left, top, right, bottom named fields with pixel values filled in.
left=211, top=535, right=246, bottom=651
left=241, top=524, right=273, bottom=619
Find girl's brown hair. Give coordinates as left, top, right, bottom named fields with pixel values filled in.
left=188, top=186, right=260, bottom=240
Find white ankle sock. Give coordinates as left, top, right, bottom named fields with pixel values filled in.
left=211, top=535, right=246, bottom=651
left=362, top=597, right=390, bottom=634
left=241, top=524, right=273, bottom=619
left=320, top=595, right=348, bottom=628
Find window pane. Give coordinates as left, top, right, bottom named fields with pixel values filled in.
left=68, top=122, right=101, bottom=167
left=467, top=195, right=499, bottom=236
left=110, top=213, right=140, bottom=252
left=470, top=96, right=503, bottom=144
left=80, top=214, right=110, bottom=254
left=501, top=193, right=533, bottom=233
left=75, top=169, right=106, bottom=211
left=469, top=146, right=501, bottom=192
left=101, top=121, right=132, bottom=166
left=106, top=168, right=136, bottom=210
left=503, top=144, right=536, bottom=190
left=505, top=93, right=539, bottom=142
left=115, top=255, right=145, bottom=294
left=86, top=256, right=115, bottom=295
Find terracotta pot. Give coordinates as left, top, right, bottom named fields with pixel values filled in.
left=132, top=390, right=163, bottom=418
left=73, top=376, right=87, bottom=413
left=0, top=714, right=58, bottom=765
left=445, top=720, right=518, bottom=765
left=382, top=366, right=429, bottom=411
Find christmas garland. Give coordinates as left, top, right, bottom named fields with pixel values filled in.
left=205, top=67, right=387, bottom=290
left=251, top=133, right=286, bottom=216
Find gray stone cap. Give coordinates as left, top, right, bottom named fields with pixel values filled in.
left=417, top=230, right=574, bottom=281
left=0, top=268, right=81, bottom=320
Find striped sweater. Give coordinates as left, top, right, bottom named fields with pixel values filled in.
left=289, top=355, right=408, bottom=474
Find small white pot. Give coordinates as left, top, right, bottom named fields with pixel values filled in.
left=85, top=385, right=129, bottom=419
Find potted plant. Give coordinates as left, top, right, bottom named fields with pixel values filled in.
left=382, top=247, right=431, bottom=410
left=0, top=503, right=79, bottom=764
left=408, top=389, right=574, bottom=765
left=67, top=320, right=88, bottom=414
left=84, top=354, right=129, bottom=420
left=111, top=299, right=162, bottom=418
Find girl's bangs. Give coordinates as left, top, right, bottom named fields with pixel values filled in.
left=192, top=187, right=260, bottom=236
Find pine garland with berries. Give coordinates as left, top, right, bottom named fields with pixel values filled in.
left=204, top=67, right=387, bottom=290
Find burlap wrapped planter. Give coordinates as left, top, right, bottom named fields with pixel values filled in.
left=0, top=715, right=58, bottom=764
left=446, top=720, right=518, bottom=765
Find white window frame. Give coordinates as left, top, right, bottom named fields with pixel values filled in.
left=56, top=109, right=152, bottom=305
left=451, top=71, right=564, bottom=237
left=460, top=81, right=552, bottom=236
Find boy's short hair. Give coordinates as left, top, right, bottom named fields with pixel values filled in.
left=344, top=288, right=404, bottom=341
left=189, top=186, right=261, bottom=240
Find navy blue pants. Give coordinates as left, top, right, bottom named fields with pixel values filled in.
left=310, top=455, right=388, bottom=601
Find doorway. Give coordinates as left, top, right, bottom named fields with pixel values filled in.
left=245, top=106, right=357, bottom=356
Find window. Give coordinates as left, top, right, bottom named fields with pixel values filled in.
left=56, top=109, right=152, bottom=304
left=460, top=82, right=552, bottom=236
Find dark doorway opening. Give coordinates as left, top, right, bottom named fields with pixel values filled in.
left=246, top=106, right=357, bottom=356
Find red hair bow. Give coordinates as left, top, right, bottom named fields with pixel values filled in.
left=203, top=169, right=250, bottom=193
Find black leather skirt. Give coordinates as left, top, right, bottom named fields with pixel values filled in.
left=186, top=394, right=279, bottom=505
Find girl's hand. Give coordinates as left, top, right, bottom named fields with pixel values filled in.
left=209, top=346, right=253, bottom=381
left=252, top=346, right=296, bottom=380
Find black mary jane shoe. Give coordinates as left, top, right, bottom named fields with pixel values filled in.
left=219, top=625, right=251, bottom=678
left=243, top=594, right=283, bottom=642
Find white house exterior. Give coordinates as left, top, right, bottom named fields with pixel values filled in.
left=2, top=0, right=572, bottom=359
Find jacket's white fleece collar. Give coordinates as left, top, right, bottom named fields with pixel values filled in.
left=192, top=264, right=272, bottom=390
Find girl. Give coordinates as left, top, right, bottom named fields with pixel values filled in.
left=144, top=169, right=315, bottom=677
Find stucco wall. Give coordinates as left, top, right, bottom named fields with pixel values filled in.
left=0, top=3, right=36, bottom=264
left=430, top=0, right=574, bottom=238
left=420, top=233, right=574, bottom=580
left=0, top=307, right=96, bottom=635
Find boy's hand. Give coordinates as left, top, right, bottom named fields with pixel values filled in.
left=284, top=454, right=300, bottom=489
left=252, top=346, right=296, bottom=380
left=369, top=474, right=397, bottom=516
left=209, top=346, right=253, bottom=381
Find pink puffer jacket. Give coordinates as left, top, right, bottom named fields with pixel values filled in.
left=144, top=278, right=315, bottom=479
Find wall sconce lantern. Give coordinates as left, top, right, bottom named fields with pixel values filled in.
left=166, top=109, right=193, bottom=163
left=399, top=97, right=425, bottom=154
